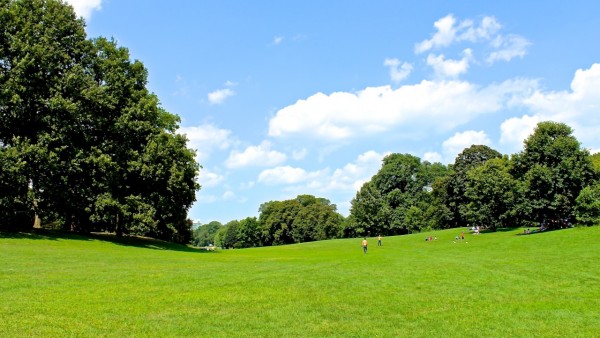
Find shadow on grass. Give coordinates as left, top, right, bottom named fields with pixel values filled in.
left=0, top=229, right=214, bottom=253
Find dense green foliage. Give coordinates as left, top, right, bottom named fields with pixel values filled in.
left=511, top=121, right=595, bottom=228
left=195, top=194, right=344, bottom=248
left=2, top=227, right=599, bottom=336
left=349, top=154, right=449, bottom=236
left=202, top=121, right=599, bottom=246
left=347, top=122, right=599, bottom=234
left=0, top=0, right=200, bottom=242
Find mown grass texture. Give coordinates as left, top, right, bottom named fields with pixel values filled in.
left=1, top=227, right=599, bottom=337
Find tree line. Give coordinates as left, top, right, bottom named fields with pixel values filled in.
left=0, top=0, right=200, bottom=243
left=193, top=195, right=344, bottom=248
left=195, top=121, right=600, bottom=248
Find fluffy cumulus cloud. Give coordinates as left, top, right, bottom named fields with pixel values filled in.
left=427, top=49, right=473, bottom=78
left=258, top=150, right=386, bottom=193
left=323, top=150, right=387, bottom=192
left=423, top=152, right=443, bottom=163
left=179, top=124, right=232, bottom=161
left=499, top=115, right=540, bottom=152
left=442, top=130, right=491, bottom=162
left=500, top=63, right=600, bottom=152
left=198, top=168, right=225, bottom=188
left=384, top=58, right=413, bottom=83
left=208, top=88, right=235, bottom=104
left=269, top=78, right=536, bottom=140
left=65, top=0, right=102, bottom=19
left=225, top=141, right=286, bottom=169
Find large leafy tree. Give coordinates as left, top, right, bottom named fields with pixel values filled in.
left=258, top=195, right=343, bottom=246
left=443, top=145, right=502, bottom=228
left=463, top=157, right=519, bottom=231
left=511, top=121, right=595, bottom=228
left=350, top=154, right=449, bottom=235
left=0, top=0, right=200, bottom=242
left=235, top=217, right=261, bottom=248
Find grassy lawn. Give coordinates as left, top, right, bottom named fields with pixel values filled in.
left=1, top=227, right=599, bottom=337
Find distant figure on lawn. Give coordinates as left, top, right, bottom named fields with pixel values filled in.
left=461, top=231, right=465, bottom=240
left=362, top=237, right=368, bottom=254
left=377, top=235, right=382, bottom=246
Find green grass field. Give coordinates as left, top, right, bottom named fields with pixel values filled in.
left=1, top=227, right=599, bottom=337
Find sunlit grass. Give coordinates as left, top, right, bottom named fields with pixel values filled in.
left=1, top=227, right=599, bottom=337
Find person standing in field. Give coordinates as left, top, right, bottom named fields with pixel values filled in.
left=377, top=235, right=382, bottom=246
left=362, top=237, right=368, bottom=254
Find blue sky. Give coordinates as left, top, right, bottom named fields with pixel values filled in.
left=67, top=0, right=600, bottom=224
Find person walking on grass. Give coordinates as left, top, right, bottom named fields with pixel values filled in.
left=377, top=234, right=382, bottom=246
left=362, top=237, right=368, bottom=254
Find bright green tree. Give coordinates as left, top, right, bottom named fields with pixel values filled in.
left=575, top=184, right=600, bottom=226
left=193, top=221, right=223, bottom=247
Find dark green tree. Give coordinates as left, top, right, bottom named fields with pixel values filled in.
left=0, top=0, right=200, bottom=241
left=259, top=199, right=302, bottom=245
left=511, top=121, right=595, bottom=228
left=236, top=217, right=261, bottom=248
left=462, top=157, right=519, bottom=231
left=222, top=220, right=240, bottom=249
left=443, top=145, right=502, bottom=228
left=350, top=154, right=449, bottom=235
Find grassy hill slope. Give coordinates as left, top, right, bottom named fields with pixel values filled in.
left=1, top=227, right=599, bottom=337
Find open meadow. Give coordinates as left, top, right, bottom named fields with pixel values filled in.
left=1, top=227, right=599, bottom=337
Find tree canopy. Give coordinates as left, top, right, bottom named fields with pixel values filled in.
left=0, top=0, right=200, bottom=242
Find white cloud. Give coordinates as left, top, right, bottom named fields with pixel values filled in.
left=487, top=34, right=531, bottom=63
left=258, top=166, right=320, bottom=185
left=499, top=115, right=540, bottom=152
left=415, top=14, right=459, bottom=53
left=423, top=152, right=443, bottom=163
left=258, top=150, right=386, bottom=193
left=208, top=88, right=235, bottom=104
left=225, top=141, right=287, bottom=169
left=325, top=150, right=386, bottom=192
left=179, top=124, right=232, bottom=162
left=384, top=58, right=413, bottom=83
left=415, top=14, right=501, bottom=53
left=442, top=130, right=491, bottom=162
left=65, top=0, right=102, bottom=19
left=198, top=168, right=225, bottom=188
left=269, top=78, right=536, bottom=140
left=427, top=49, right=473, bottom=78
left=503, top=63, right=600, bottom=151
left=416, top=14, right=529, bottom=67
